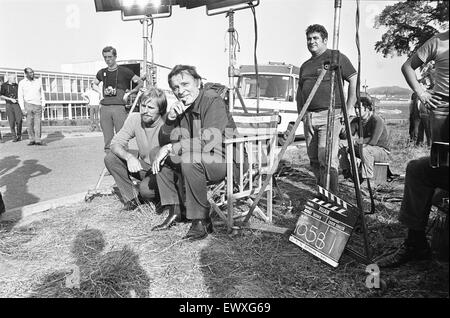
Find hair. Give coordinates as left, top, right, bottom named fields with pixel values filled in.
left=360, top=96, right=373, bottom=111
left=140, top=86, right=167, bottom=115
left=306, top=24, right=328, bottom=40
left=24, top=67, right=32, bottom=74
left=102, top=46, right=117, bottom=57
left=167, top=65, right=203, bottom=90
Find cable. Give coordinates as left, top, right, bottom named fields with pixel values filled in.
left=355, top=0, right=375, bottom=214
left=251, top=5, right=259, bottom=113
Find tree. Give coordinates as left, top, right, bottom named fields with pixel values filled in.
left=374, top=0, right=449, bottom=58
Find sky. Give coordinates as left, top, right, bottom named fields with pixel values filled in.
left=0, top=0, right=410, bottom=89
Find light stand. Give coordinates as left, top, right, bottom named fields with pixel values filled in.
left=225, top=10, right=237, bottom=112
left=207, top=1, right=259, bottom=112
left=324, top=0, right=342, bottom=190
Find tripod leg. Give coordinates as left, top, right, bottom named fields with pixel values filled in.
left=94, top=167, right=108, bottom=190
left=243, top=67, right=328, bottom=224
left=335, top=66, right=373, bottom=262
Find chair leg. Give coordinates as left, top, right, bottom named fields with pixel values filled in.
left=267, top=183, right=273, bottom=223
left=227, top=193, right=234, bottom=231
left=272, top=176, right=286, bottom=205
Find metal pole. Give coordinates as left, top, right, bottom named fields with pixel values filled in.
left=324, top=0, right=342, bottom=190
left=228, top=10, right=235, bottom=112
left=142, top=17, right=149, bottom=88
left=332, top=0, right=342, bottom=49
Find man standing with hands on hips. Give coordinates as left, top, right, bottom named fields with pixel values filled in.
left=18, top=67, right=46, bottom=146
left=92, top=46, right=144, bottom=152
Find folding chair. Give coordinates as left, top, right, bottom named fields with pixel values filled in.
left=209, top=112, right=279, bottom=231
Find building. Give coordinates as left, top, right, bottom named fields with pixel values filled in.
left=0, top=67, right=96, bottom=124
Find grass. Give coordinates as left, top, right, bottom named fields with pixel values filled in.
left=0, top=122, right=447, bottom=298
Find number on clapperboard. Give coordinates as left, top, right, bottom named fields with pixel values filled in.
left=297, top=223, right=336, bottom=252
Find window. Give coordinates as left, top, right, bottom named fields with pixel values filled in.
left=239, top=75, right=291, bottom=100
left=51, top=77, right=57, bottom=93
left=43, top=77, right=50, bottom=93
left=62, top=104, right=69, bottom=119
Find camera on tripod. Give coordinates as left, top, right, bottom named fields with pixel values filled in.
left=104, top=86, right=117, bottom=97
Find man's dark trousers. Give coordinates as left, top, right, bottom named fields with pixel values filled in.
left=399, top=157, right=449, bottom=231
left=157, top=153, right=227, bottom=220
left=100, top=105, right=127, bottom=152
left=6, top=103, right=22, bottom=139
left=104, top=152, right=158, bottom=203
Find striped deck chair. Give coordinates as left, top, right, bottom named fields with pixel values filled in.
left=208, top=111, right=279, bottom=230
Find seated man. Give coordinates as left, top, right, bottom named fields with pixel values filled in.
left=339, top=96, right=390, bottom=182
left=378, top=30, right=449, bottom=267
left=378, top=152, right=449, bottom=267
left=151, top=65, right=242, bottom=241
left=104, top=87, right=167, bottom=211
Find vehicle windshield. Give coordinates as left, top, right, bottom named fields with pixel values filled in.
left=239, top=75, right=291, bottom=100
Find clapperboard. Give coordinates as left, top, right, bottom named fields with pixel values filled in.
left=289, top=186, right=358, bottom=267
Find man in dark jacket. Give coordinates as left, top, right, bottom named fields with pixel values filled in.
left=1, top=74, right=22, bottom=142
left=151, top=65, right=242, bottom=241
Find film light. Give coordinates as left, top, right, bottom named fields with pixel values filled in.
left=94, top=0, right=169, bottom=17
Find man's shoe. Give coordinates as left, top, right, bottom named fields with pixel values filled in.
left=151, top=204, right=183, bottom=231
left=378, top=239, right=431, bottom=268
left=27, top=141, right=36, bottom=146
left=182, top=219, right=214, bottom=241
left=12, top=137, right=19, bottom=142
left=16, top=136, right=22, bottom=142
left=122, top=199, right=139, bottom=211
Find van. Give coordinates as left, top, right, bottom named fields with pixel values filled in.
left=235, top=62, right=304, bottom=145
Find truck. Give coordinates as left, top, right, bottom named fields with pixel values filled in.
left=235, top=62, right=304, bottom=145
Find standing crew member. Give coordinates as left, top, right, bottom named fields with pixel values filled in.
left=92, top=46, right=144, bottom=152
left=296, top=24, right=357, bottom=194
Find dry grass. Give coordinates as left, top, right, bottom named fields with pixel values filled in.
left=0, top=122, right=447, bottom=298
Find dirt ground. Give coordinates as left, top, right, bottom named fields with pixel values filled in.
left=0, top=123, right=448, bottom=298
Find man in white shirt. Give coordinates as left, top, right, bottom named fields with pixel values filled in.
left=82, top=83, right=101, bottom=132
left=18, top=67, right=46, bottom=146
